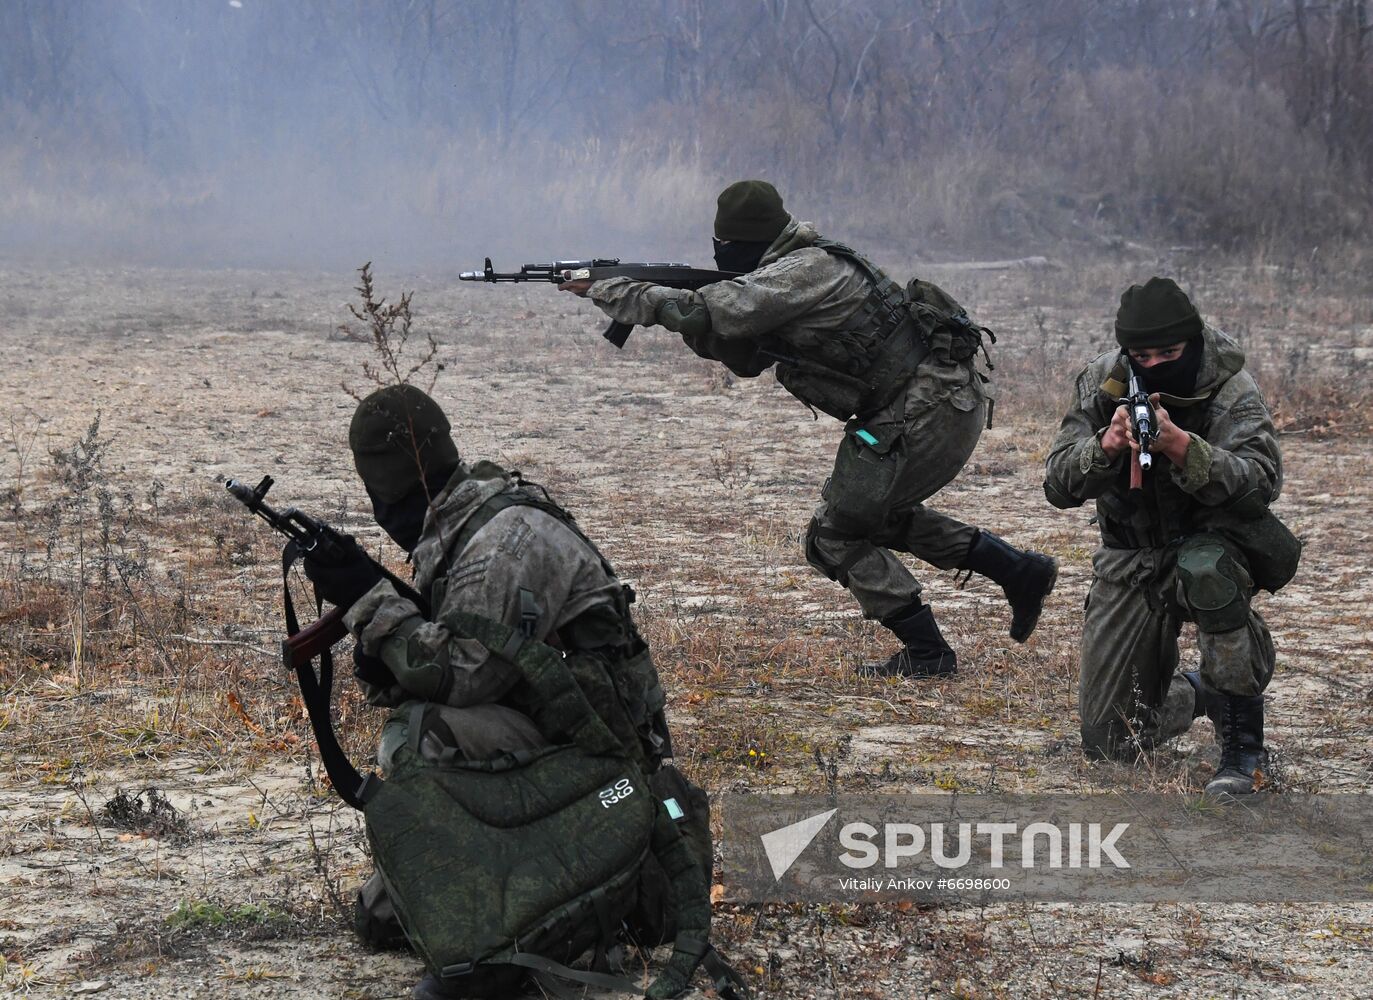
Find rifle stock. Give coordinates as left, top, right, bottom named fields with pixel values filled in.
left=283, top=606, right=350, bottom=669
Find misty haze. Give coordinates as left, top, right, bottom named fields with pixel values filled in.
left=1, top=2, right=1371, bottom=999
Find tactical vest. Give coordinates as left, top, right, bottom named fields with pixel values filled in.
left=436, top=473, right=672, bottom=771
left=761, top=239, right=990, bottom=421
left=1086, top=363, right=1300, bottom=593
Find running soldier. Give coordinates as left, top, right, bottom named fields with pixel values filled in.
left=561, top=180, right=1056, bottom=677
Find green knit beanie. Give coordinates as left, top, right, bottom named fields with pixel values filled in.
left=1115, top=277, right=1204, bottom=349
left=349, top=385, right=461, bottom=503
left=714, top=180, right=790, bottom=242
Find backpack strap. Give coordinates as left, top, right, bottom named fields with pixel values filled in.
left=453, top=478, right=625, bottom=584
left=449, top=480, right=640, bottom=630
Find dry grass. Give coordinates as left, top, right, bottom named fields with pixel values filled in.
left=0, top=251, right=1370, bottom=996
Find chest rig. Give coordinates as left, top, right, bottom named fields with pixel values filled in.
left=761, top=239, right=930, bottom=421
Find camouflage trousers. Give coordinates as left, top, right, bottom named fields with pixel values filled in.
left=1079, top=542, right=1276, bottom=758
left=805, top=361, right=987, bottom=620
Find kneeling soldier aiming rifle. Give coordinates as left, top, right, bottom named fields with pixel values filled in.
left=1044, top=277, right=1300, bottom=795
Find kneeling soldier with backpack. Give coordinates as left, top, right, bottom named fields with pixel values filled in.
left=291, top=384, right=745, bottom=999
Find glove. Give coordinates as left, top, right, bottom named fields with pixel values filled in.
left=352, top=643, right=398, bottom=690
left=302, top=535, right=384, bottom=610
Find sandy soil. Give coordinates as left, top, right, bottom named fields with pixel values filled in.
left=1, top=258, right=1370, bottom=998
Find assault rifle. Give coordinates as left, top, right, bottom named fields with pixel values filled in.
left=225, top=475, right=427, bottom=667
left=1121, top=366, right=1156, bottom=491
left=459, top=257, right=738, bottom=348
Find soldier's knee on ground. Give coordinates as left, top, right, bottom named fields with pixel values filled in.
left=1176, top=534, right=1252, bottom=634
left=1080, top=718, right=1137, bottom=762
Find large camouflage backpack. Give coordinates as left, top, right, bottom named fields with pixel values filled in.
left=279, top=569, right=746, bottom=998
left=363, top=610, right=743, bottom=998
left=761, top=239, right=995, bottom=421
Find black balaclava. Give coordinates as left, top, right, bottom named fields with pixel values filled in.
left=1131, top=335, right=1205, bottom=397
left=713, top=238, right=772, bottom=274
left=367, top=462, right=457, bottom=553
left=349, top=385, right=463, bottom=552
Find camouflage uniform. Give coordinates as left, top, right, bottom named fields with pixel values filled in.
left=589, top=219, right=990, bottom=621
left=344, top=463, right=656, bottom=772
left=342, top=460, right=677, bottom=952
left=1044, top=326, right=1283, bottom=757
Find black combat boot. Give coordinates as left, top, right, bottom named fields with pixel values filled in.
left=859, top=601, right=957, bottom=678
left=1205, top=693, right=1268, bottom=796
left=411, top=974, right=455, bottom=999
left=1181, top=670, right=1208, bottom=720
left=958, top=530, right=1058, bottom=642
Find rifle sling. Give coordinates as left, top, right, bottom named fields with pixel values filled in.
left=281, top=539, right=379, bottom=811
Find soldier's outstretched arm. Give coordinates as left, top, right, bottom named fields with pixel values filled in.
left=580, top=251, right=839, bottom=342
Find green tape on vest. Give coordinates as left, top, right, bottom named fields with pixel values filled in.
left=664, top=797, right=685, bottom=820
left=855, top=429, right=878, bottom=446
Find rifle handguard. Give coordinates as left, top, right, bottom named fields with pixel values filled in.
left=459, top=259, right=738, bottom=349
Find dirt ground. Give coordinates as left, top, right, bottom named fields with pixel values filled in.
left=1, top=253, right=1370, bottom=999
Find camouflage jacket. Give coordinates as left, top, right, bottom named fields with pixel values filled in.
left=588, top=217, right=873, bottom=377
left=1043, top=327, right=1282, bottom=549
left=344, top=465, right=624, bottom=708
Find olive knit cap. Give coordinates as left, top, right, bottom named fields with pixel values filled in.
left=348, top=385, right=461, bottom=503
left=1115, top=277, right=1204, bottom=349
left=714, top=180, right=790, bottom=243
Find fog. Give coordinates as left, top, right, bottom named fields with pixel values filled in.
left=2, top=0, right=1369, bottom=270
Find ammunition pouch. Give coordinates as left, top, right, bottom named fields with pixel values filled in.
left=1200, top=508, right=1302, bottom=594
left=771, top=312, right=928, bottom=421
left=821, top=420, right=906, bottom=535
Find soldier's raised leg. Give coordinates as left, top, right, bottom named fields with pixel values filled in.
left=806, top=368, right=1055, bottom=677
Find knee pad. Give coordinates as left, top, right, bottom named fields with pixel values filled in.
left=1176, top=535, right=1250, bottom=634
left=803, top=517, right=832, bottom=577
left=805, top=515, right=875, bottom=587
